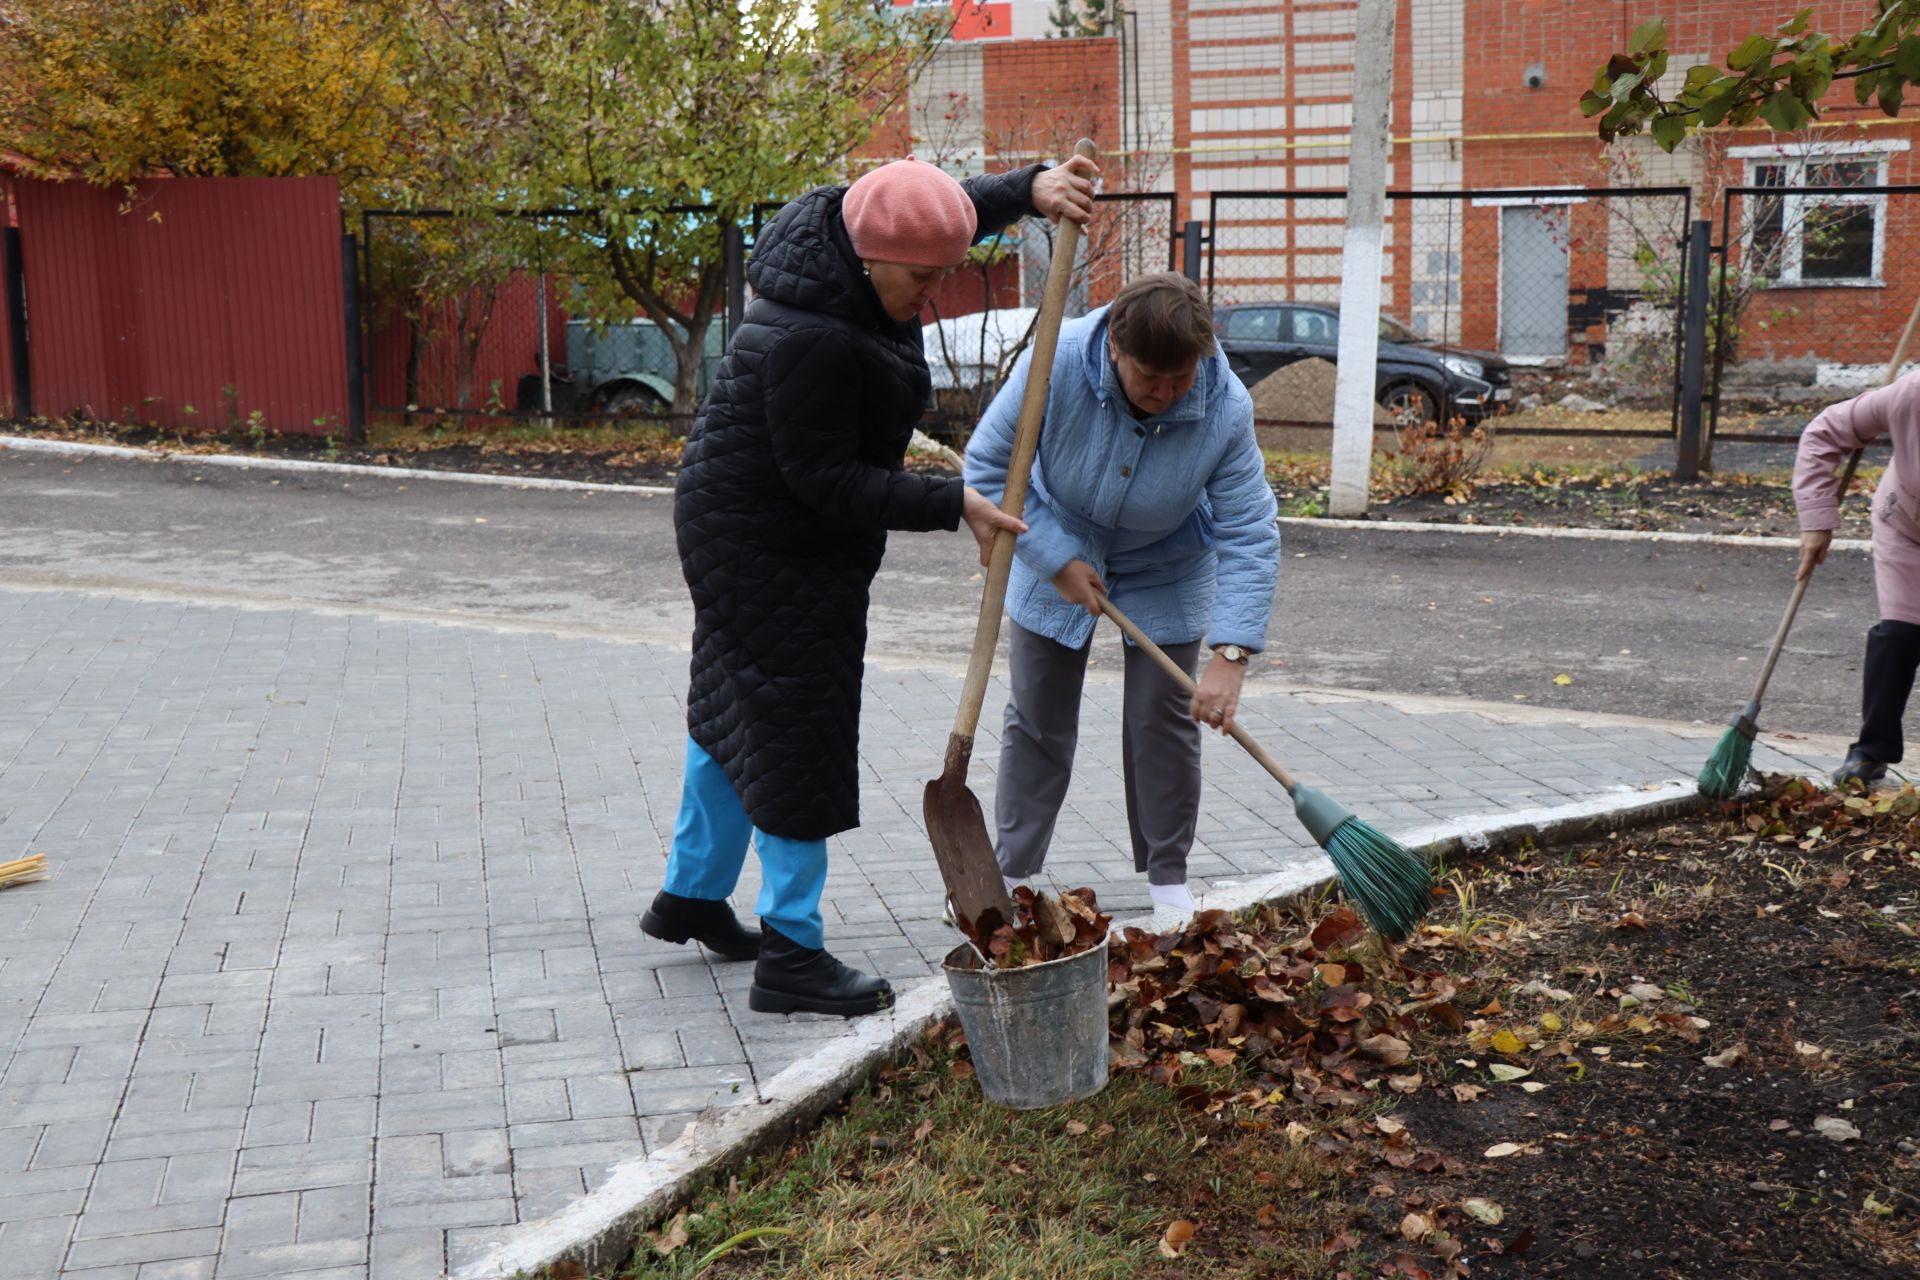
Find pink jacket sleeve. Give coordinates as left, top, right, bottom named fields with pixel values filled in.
left=1793, top=374, right=1920, bottom=531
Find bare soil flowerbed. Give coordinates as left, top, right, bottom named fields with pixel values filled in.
left=595, top=777, right=1918, bottom=1280
left=1364, top=471, right=1876, bottom=541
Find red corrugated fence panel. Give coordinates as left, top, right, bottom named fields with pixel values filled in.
left=368, top=270, right=562, bottom=415
left=14, top=176, right=347, bottom=435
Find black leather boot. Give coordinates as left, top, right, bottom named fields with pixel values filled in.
left=1850, top=619, right=1920, bottom=771
left=641, top=891, right=762, bottom=961
left=748, top=924, right=892, bottom=1017
left=1832, top=752, right=1889, bottom=788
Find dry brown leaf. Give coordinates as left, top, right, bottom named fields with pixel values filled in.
left=912, top=1118, right=936, bottom=1143
left=1452, top=1083, right=1487, bottom=1103
left=1400, top=1211, right=1435, bottom=1241
left=1064, top=1120, right=1089, bottom=1137
left=1702, top=1044, right=1746, bottom=1069
left=1360, top=1033, right=1412, bottom=1065
left=1033, top=892, right=1076, bottom=947
left=651, top=1210, right=690, bottom=1256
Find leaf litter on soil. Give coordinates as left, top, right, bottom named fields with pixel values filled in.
left=605, top=775, right=1917, bottom=1280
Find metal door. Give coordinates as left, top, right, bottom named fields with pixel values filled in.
left=1499, top=205, right=1570, bottom=360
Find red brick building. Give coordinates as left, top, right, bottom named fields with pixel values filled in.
left=889, top=0, right=1920, bottom=376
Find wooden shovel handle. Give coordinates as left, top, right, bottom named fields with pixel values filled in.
left=1749, top=293, right=1920, bottom=706
left=1094, top=592, right=1300, bottom=794
left=948, top=139, right=1098, bottom=741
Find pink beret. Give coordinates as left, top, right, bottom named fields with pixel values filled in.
left=843, top=159, right=978, bottom=268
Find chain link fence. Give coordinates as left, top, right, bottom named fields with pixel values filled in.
left=361, top=207, right=738, bottom=430
left=361, top=189, right=1179, bottom=441
left=1204, top=187, right=1694, bottom=458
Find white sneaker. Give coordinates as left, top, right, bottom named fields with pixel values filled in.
left=1148, top=882, right=1198, bottom=934
left=1150, top=902, right=1192, bottom=934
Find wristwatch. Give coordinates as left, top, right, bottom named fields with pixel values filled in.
left=1213, top=644, right=1252, bottom=664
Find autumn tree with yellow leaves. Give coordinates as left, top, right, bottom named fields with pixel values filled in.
left=0, top=0, right=955, bottom=419
left=401, top=0, right=949, bottom=414
left=0, top=0, right=419, bottom=196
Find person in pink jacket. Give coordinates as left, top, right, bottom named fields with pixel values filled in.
left=1794, top=372, right=1920, bottom=784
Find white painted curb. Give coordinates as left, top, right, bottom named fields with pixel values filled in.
left=453, top=779, right=1709, bottom=1279
left=0, top=433, right=676, bottom=496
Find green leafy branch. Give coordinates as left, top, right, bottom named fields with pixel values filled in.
left=1587, top=3, right=1920, bottom=151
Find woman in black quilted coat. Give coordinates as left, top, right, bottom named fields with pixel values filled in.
left=642, top=155, right=1098, bottom=1017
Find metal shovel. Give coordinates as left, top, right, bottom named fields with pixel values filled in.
left=925, top=138, right=1096, bottom=934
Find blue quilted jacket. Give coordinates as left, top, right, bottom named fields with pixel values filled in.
left=964, top=307, right=1280, bottom=651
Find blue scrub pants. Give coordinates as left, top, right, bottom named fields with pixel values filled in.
left=661, top=737, right=829, bottom=949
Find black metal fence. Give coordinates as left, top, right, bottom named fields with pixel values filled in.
left=360, top=189, right=1182, bottom=431
left=361, top=206, right=744, bottom=427
left=1203, top=186, right=1695, bottom=436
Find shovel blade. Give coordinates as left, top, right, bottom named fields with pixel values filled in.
left=924, top=741, right=1016, bottom=932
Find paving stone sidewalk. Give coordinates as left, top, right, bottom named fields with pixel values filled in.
left=0, top=586, right=1824, bottom=1279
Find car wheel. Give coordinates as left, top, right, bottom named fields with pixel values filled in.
left=1381, top=383, right=1438, bottom=430
left=601, top=384, right=668, bottom=417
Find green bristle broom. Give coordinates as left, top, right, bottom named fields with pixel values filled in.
left=1699, top=298, right=1920, bottom=797
left=1096, top=594, right=1433, bottom=941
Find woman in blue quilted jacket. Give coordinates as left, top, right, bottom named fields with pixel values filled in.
left=964, top=272, right=1281, bottom=932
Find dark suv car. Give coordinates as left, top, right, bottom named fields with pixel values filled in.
left=1213, top=302, right=1512, bottom=426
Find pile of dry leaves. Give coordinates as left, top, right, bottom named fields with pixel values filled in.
left=956, top=886, right=1113, bottom=969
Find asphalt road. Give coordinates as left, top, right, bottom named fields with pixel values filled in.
left=0, top=447, right=1880, bottom=740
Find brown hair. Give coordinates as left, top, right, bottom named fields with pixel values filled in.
left=1106, top=272, right=1217, bottom=370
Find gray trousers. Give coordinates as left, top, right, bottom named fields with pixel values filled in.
left=995, top=621, right=1203, bottom=886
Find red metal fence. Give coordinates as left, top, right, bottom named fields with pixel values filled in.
left=0, top=226, right=15, bottom=419
left=10, top=175, right=348, bottom=435
left=366, top=270, right=566, bottom=416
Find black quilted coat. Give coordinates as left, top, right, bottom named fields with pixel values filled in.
left=675, top=165, right=1044, bottom=840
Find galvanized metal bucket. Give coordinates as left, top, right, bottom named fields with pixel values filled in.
left=942, top=941, right=1110, bottom=1110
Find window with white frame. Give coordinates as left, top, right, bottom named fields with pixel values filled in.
left=1739, top=145, right=1894, bottom=286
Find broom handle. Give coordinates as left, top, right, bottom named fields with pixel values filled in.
left=1748, top=448, right=1860, bottom=704
left=1748, top=294, right=1920, bottom=707
left=1094, top=592, right=1300, bottom=793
